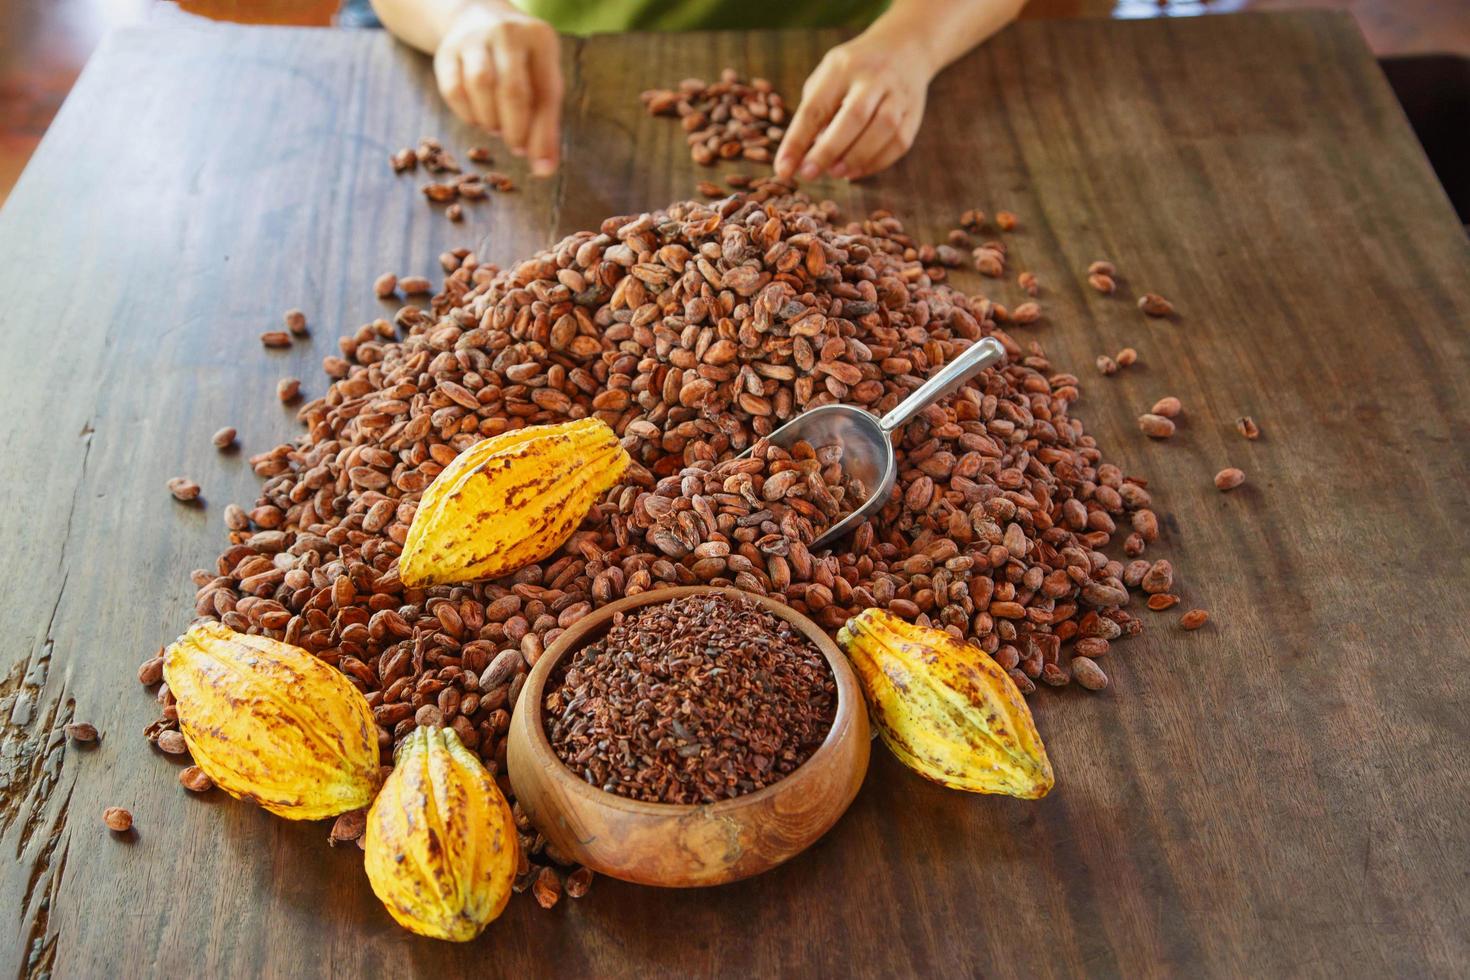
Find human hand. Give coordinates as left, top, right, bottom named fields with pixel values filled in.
left=774, top=33, right=934, bottom=182
left=433, top=2, right=564, bottom=176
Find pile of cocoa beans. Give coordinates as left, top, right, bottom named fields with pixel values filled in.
left=158, top=178, right=1175, bottom=897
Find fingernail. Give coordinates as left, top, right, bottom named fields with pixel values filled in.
left=829, top=162, right=848, bottom=178
left=532, top=158, right=556, bottom=177
left=799, top=162, right=820, bottom=180
left=511, top=146, right=525, bottom=157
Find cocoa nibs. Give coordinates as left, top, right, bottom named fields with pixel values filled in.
left=543, top=593, right=836, bottom=805
left=641, top=69, right=788, bottom=167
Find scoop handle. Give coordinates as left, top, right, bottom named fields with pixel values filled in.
left=879, top=337, right=1006, bottom=433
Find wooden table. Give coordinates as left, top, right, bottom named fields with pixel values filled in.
left=2, top=12, right=1466, bottom=977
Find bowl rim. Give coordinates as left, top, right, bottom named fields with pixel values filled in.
left=513, top=584, right=864, bottom=817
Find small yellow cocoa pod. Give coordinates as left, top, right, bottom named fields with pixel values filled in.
left=837, top=608, right=1054, bottom=799
left=364, top=726, right=517, bottom=942
left=400, top=417, right=631, bottom=586
left=163, top=622, right=379, bottom=819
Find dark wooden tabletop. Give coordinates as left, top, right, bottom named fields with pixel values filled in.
left=1, top=11, right=1467, bottom=977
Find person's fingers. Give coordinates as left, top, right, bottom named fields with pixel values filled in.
left=492, top=40, right=533, bottom=155
left=799, top=84, right=883, bottom=179
left=459, top=44, right=500, bottom=134
left=832, top=99, right=905, bottom=179
left=774, top=66, right=844, bottom=179
left=434, top=47, right=474, bottom=127
left=525, top=40, right=563, bottom=176
left=852, top=131, right=911, bottom=180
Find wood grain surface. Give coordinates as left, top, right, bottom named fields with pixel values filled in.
left=1, top=12, right=1466, bottom=977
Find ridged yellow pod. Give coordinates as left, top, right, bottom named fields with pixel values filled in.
left=163, top=621, right=380, bottom=819
left=837, top=608, right=1054, bottom=799
left=364, top=726, right=517, bottom=942
left=399, top=417, right=631, bottom=586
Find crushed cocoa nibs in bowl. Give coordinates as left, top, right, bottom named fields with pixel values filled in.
left=543, top=592, right=835, bottom=805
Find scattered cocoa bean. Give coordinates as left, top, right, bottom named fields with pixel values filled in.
left=1071, top=656, right=1108, bottom=691
left=564, top=865, right=594, bottom=898
left=1236, top=416, right=1260, bottom=440
left=167, top=477, right=200, bottom=502
left=138, top=656, right=164, bottom=686
left=374, top=273, right=397, bottom=298
left=284, top=309, right=308, bottom=336
left=212, top=427, right=237, bottom=450
left=1115, top=347, right=1138, bottom=366
left=1214, top=467, right=1246, bottom=491
left=1138, top=414, right=1176, bottom=438
left=973, top=248, right=1005, bottom=277
left=179, top=766, right=214, bottom=792
left=389, top=148, right=416, bottom=173
left=156, top=730, right=188, bottom=755
left=1138, top=293, right=1174, bottom=317
left=276, top=377, right=301, bottom=403
left=1088, top=273, right=1116, bottom=294
left=1150, top=396, right=1182, bottom=418
left=995, top=211, right=1018, bottom=231
left=329, top=808, right=368, bottom=845
left=1011, top=302, right=1042, bottom=324
left=1096, top=355, right=1118, bottom=376
left=532, top=866, right=562, bottom=909
left=1141, top=559, right=1174, bottom=594
left=1147, top=593, right=1179, bottom=611
left=399, top=276, right=432, bottom=295
left=1041, top=662, right=1069, bottom=686
left=65, top=722, right=99, bottom=742
left=103, top=807, right=133, bottom=832
left=1180, top=609, right=1209, bottom=630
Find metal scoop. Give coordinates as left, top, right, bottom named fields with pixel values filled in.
left=752, top=336, right=1006, bottom=550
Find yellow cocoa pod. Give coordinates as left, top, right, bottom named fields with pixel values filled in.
left=364, top=726, right=517, bottom=942
left=163, top=622, right=379, bottom=819
left=400, top=417, right=631, bottom=586
left=837, top=608, right=1054, bottom=799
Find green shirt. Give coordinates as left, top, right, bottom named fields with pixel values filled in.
left=513, top=0, right=887, bottom=35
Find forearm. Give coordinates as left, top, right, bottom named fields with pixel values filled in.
left=870, top=0, right=1027, bottom=76
left=370, top=0, right=515, bottom=54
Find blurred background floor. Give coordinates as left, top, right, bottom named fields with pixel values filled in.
left=2, top=0, right=1466, bottom=205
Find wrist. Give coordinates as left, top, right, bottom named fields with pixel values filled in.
left=855, top=15, right=942, bottom=79
left=441, top=0, right=514, bottom=37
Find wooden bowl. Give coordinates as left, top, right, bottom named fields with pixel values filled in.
left=507, top=585, right=869, bottom=888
